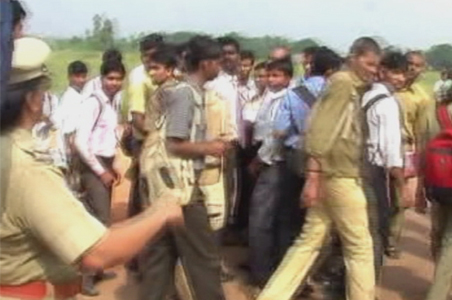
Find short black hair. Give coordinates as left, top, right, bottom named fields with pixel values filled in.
left=303, top=46, right=320, bottom=57
left=254, top=61, right=267, bottom=71
left=311, top=47, right=343, bottom=76
left=100, top=59, right=126, bottom=77
left=184, top=35, right=222, bottom=72
left=266, top=58, right=293, bottom=78
left=67, top=61, right=88, bottom=75
left=349, top=37, right=382, bottom=56
left=149, top=45, right=178, bottom=69
left=140, top=34, right=165, bottom=53
left=217, top=36, right=241, bottom=53
left=381, top=51, right=409, bottom=72
left=11, top=0, right=26, bottom=27
left=102, top=48, right=122, bottom=63
left=240, top=50, right=255, bottom=64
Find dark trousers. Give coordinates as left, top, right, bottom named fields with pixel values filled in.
left=128, top=162, right=143, bottom=218
left=234, top=144, right=260, bottom=230
left=80, top=156, right=114, bottom=226
left=139, top=188, right=225, bottom=300
left=363, top=173, right=385, bottom=281
left=128, top=139, right=144, bottom=218
left=368, top=165, right=391, bottom=252
left=275, top=161, right=307, bottom=263
left=249, top=162, right=283, bottom=286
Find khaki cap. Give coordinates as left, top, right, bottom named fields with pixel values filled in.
left=9, top=37, right=51, bottom=85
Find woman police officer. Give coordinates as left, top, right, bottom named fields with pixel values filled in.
left=0, top=37, right=183, bottom=300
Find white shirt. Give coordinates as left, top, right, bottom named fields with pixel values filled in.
left=362, top=83, right=403, bottom=169
left=242, top=92, right=265, bottom=123
left=33, top=93, right=67, bottom=168
left=238, top=78, right=257, bottom=106
left=57, top=86, right=84, bottom=135
left=75, top=89, right=120, bottom=176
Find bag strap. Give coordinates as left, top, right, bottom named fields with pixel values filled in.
left=289, top=85, right=317, bottom=135
left=363, top=93, right=388, bottom=113
left=437, top=104, right=452, bottom=130
left=292, top=85, right=317, bottom=108
left=361, top=93, right=389, bottom=165
left=91, top=94, right=105, bottom=133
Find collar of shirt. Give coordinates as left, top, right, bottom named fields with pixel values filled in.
left=185, top=76, right=205, bottom=97
left=93, top=88, right=112, bottom=104
left=68, top=85, right=82, bottom=94
left=238, top=77, right=255, bottom=89
left=268, top=88, right=287, bottom=100
left=304, top=76, right=327, bottom=96
left=219, top=70, right=238, bottom=83
left=362, top=83, right=392, bottom=106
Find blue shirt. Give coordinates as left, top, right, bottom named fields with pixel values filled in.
left=274, top=76, right=326, bottom=149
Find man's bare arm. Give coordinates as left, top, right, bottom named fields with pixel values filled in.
left=80, top=201, right=182, bottom=271
left=166, top=137, right=229, bottom=159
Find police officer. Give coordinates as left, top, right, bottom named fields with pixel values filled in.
left=0, top=37, right=183, bottom=300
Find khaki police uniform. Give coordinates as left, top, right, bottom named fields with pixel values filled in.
left=257, top=71, right=375, bottom=300
left=0, top=37, right=107, bottom=300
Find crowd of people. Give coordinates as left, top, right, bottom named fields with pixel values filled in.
left=1, top=2, right=452, bottom=300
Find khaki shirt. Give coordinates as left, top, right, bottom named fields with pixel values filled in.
left=0, top=129, right=106, bottom=285
left=395, top=83, right=432, bottom=149
left=127, top=65, right=157, bottom=140
left=305, top=70, right=369, bottom=178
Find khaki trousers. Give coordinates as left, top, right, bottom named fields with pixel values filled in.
left=388, top=176, right=417, bottom=250
left=257, top=177, right=375, bottom=300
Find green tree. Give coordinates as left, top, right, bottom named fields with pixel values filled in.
left=426, top=44, right=452, bottom=70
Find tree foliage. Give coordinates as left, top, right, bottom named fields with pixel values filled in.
left=48, top=14, right=452, bottom=66
left=425, top=44, right=452, bottom=70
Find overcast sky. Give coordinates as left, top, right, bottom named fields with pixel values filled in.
left=25, top=0, right=451, bottom=51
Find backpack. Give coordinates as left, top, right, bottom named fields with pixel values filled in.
left=424, top=105, right=452, bottom=203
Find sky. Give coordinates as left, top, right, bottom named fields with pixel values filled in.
left=25, top=0, right=452, bottom=51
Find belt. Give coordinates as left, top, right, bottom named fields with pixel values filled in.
left=0, top=280, right=81, bottom=300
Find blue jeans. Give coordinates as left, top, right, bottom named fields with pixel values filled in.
left=249, top=163, right=283, bottom=286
